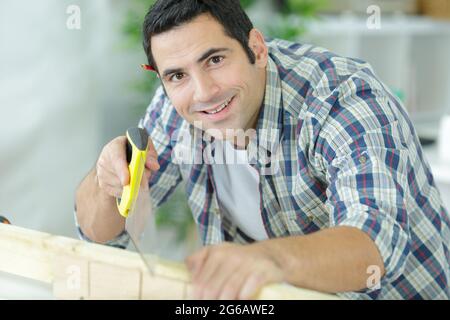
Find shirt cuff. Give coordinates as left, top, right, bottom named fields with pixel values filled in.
left=73, top=208, right=130, bottom=249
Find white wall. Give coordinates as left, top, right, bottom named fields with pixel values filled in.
left=0, top=0, right=148, bottom=237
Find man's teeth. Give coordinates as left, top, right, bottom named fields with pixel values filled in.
left=205, top=97, right=232, bottom=114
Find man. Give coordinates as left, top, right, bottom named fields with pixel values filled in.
left=75, top=0, right=450, bottom=300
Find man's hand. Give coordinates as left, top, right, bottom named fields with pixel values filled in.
left=96, top=135, right=160, bottom=197
left=185, top=242, right=284, bottom=300
left=184, top=227, right=385, bottom=299
left=76, top=133, right=160, bottom=243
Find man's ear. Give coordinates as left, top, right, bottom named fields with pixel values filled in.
left=248, top=28, right=268, bottom=68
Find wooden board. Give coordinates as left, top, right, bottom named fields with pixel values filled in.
left=420, top=0, right=450, bottom=19
left=0, top=224, right=340, bottom=300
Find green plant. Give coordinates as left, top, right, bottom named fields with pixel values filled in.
left=154, top=184, right=195, bottom=243
left=268, top=0, right=328, bottom=41
left=122, top=0, right=160, bottom=97
left=284, top=0, right=327, bottom=16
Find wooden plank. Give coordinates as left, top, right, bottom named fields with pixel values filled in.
left=0, top=226, right=55, bottom=283
left=141, top=273, right=186, bottom=300
left=257, top=283, right=340, bottom=300
left=89, top=262, right=141, bottom=299
left=52, top=255, right=89, bottom=300
left=0, top=223, right=340, bottom=300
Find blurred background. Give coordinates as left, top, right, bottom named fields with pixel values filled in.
left=1, top=0, right=450, bottom=262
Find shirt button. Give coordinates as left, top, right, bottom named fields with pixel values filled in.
left=359, top=155, right=367, bottom=165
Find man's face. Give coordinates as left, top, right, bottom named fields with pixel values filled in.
left=151, top=14, right=268, bottom=141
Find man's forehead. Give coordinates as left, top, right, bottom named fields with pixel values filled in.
left=155, top=13, right=227, bottom=40
left=151, top=14, right=236, bottom=67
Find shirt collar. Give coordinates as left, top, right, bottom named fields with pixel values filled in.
left=249, top=55, right=284, bottom=156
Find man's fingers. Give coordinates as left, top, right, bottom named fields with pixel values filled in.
left=238, top=271, right=269, bottom=300
left=238, top=262, right=284, bottom=300
left=200, top=257, right=242, bottom=300
left=140, top=168, right=151, bottom=190
left=97, top=165, right=123, bottom=188
left=146, top=136, right=158, bottom=158
left=186, top=247, right=210, bottom=281
left=111, top=137, right=130, bottom=186
left=218, top=267, right=253, bottom=300
left=193, top=253, right=224, bottom=299
left=146, top=137, right=160, bottom=171
left=98, top=165, right=150, bottom=197
left=98, top=180, right=123, bottom=198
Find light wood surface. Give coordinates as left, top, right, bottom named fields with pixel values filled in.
left=0, top=223, right=340, bottom=300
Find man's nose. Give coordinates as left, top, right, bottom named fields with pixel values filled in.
left=192, top=72, right=220, bottom=103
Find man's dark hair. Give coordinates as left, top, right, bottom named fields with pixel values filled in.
left=142, top=0, right=256, bottom=72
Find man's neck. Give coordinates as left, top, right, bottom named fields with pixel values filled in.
left=237, top=66, right=268, bottom=149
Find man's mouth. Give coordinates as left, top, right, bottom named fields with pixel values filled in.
left=201, top=96, right=234, bottom=114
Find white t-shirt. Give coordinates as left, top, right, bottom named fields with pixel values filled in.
left=211, top=140, right=268, bottom=241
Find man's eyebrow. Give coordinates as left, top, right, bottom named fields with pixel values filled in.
left=196, top=47, right=230, bottom=63
left=162, top=67, right=184, bottom=78
left=161, top=48, right=230, bottom=78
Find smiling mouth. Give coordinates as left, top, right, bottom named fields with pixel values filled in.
left=201, top=96, right=234, bottom=114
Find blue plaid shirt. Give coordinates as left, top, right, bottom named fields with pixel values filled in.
left=77, top=38, right=450, bottom=299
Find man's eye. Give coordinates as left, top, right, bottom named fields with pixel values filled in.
left=209, top=56, right=224, bottom=65
left=170, top=73, right=185, bottom=82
